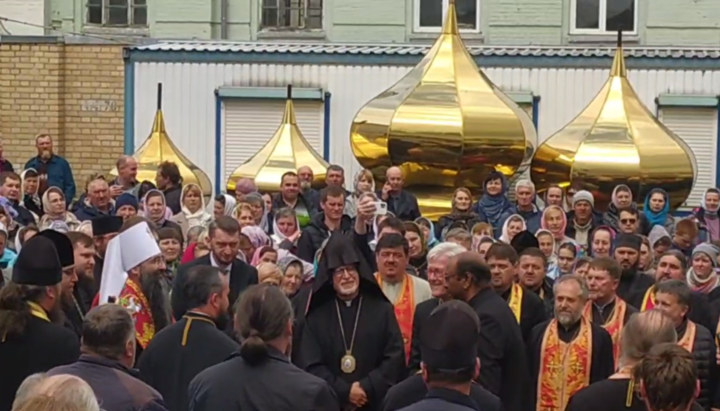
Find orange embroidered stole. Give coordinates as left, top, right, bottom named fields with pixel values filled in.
left=678, top=321, right=697, bottom=352
left=583, top=298, right=627, bottom=367
left=640, top=286, right=657, bottom=312
left=119, top=280, right=155, bottom=349
left=509, top=283, right=523, bottom=323
left=375, top=273, right=415, bottom=364
left=536, top=318, right=593, bottom=411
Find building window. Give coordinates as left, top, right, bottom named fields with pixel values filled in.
left=86, top=0, right=147, bottom=27
left=571, top=0, right=636, bottom=34
left=261, top=0, right=323, bottom=30
left=414, top=0, right=480, bottom=33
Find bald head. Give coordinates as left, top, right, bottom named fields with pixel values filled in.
left=385, top=167, right=404, bottom=191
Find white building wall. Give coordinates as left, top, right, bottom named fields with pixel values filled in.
left=0, top=0, right=46, bottom=35
left=133, top=62, right=720, bottom=191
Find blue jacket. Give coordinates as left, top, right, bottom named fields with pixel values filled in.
left=25, top=155, right=76, bottom=201
left=73, top=199, right=113, bottom=222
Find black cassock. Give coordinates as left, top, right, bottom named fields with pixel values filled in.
left=567, top=378, right=705, bottom=411
left=500, top=285, right=547, bottom=344
left=297, top=231, right=406, bottom=411
left=299, top=294, right=406, bottom=410
left=137, top=312, right=239, bottom=411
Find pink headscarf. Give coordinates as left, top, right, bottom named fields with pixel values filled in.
left=541, top=205, right=568, bottom=240
left=241, top=226, right=271, bottom=249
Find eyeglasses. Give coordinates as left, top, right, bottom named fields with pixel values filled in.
left=620, top=219, right=637, bottom=224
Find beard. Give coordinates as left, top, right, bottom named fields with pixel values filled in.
left=140, top=270, right=171, bottom=332
left=620, top=261, right=639, bottom=278
left=214, top=311, right=231, bottom=331
left=556, top=311, right=581, bottom=328
left=300, top=181, right=311, bottom=190
left=40, top=149, right=52, bottom=160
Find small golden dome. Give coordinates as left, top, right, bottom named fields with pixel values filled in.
left=226, top=85, right=329, bottom=193
left=530, top=33, right=697, bottom=211
left=109, top=84, right=213, bottom=201
left=350, top=0, right=536, bottom=219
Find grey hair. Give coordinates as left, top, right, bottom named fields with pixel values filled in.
left=515, top=179, right=536, bottom=193
left=427, top=242, right=466, bottom=263
left=31, top=374, right=100, bottom=411
left=553, top=274, right=589, bottom=301
left=445, top=228, right=472, bottom=242
left=13, top=373, right=48, bottom=409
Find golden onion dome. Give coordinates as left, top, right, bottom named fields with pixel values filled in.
left=350, top=0, right=536, bottom=219
left=109, top=84, right=213, bottom=202
left=530, top=33, right=697, bottom=211
left=226, top=85, right=329, bottom=193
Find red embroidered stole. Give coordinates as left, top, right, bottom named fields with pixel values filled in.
left=640, top=286, right=657, bottom=311
left=583, top=297, right=627, bottom=367
left=375, top=273, right=415, bottom=364
left=678, top=321, right=697, bottom=352
left=119, top=280, right=155, bottom=349
left=508, top=283, right=523, bottom=323
left=536, top=318, right=593, bottom=411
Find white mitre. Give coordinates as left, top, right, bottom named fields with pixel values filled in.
left=98, top=221, right=161, bottom=304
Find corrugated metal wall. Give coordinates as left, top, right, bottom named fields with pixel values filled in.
left=133, top=62, right=720, bottom=190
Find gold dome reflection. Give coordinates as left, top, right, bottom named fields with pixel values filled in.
left=530, top=33, right=696, bottom=211
left=350, top=0, right=536, bottom=219
left=226, top=85, right=329, bottom=193
left=110, top=84, right=213, bottom=201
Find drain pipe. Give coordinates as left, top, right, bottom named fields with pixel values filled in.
left=220, top=0, right=229, bottom=39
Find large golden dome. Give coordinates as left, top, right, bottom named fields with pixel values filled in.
left=530, top=34, right=697, bottom=211
left=226, top=85, right=329, bottom=193
left=350, top=0, right=536, bottom=219
left=109, top=84, right=212, bottom=201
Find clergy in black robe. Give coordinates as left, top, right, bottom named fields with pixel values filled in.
left=585, top=257, right=638, bottom=366
left=445, top=251, right=531, bottom=411
left=489, top=246, right=548, bottom=343
left=90, top=215, right=123, bottom=295
left=407, top=298, right=439, bottom=375
left=138, top=265, right=239, bottom=411
left=628, top=251, right=714, bottom=331
left=0, top=236, right=81, bottom=411
left=614, top=234, right=655, bottom=302
left=298, top=232, right=406, bottom=411
left=529, top=275, right=614, bottom=411
left=566, top=310, right=703, bottom=411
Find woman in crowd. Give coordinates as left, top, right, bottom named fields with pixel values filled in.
left=572, top=257, right=591, bottom=277
left=404, top=221, right=428, bottom=278
left=476, top=236, right=495, bottom=261
left=686, top=243, right=720, bottom=299
left=548, top=242, right=576, bottom=279
left=20, top=168, right=42, bottom=220
left=648, top=225, right=672, bottom=260
left=589, top=226, right=615, bottom=258
left=499, top=214, right=525, bottom=244
left=213, top=194, right=237, bottom=220
left=261, top=193, right=273, bottom=215
left=271, top=207, right=300, bottom=252
left=242, top=226, right=271, bottom=258
left=473, top=172, right=513, bottom=238
left=38, top=187, right=80, bottom=231
left=692, top=188, right=720, bottom=242
left=436, top=187, right=482, bottom=240
left=251, top=246, right=278, bottom=267
left=278, top=256, right=304, bottom=298
left=171, top=183, right=212, bottom=238
left=142, top=190, right=183, bottom=233
left=415, top=217, right=440, bottom=250
left=158, top=227, right=183, bottom=280
left=244, top=193, right=272, bottom=234
left=257, top=262, right=283, bottom=286
left=638, top=236, right=655, bottom=276
left=348, top=169, right=375, bottom=219
left=234, top=204, right=256, bottom=228
left=603, top=184, right=649, bottom=233
left=643, top=188, right=675, bottom=236
left=536, top=229, right=557, bottom=269
left=136, top=180, right=158, bottom=213
left=541, top=205, right=574, bottom=250
left=543, top=185, right=565, bottom=208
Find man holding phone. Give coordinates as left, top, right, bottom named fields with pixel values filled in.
left=380, top=167, right=420, bottom=222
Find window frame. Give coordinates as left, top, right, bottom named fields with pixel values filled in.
left=413, top=0, right=481, bottom=34
left=259, top=0, right=325, bottom=31
left=569, top=0, right=638, bottom=35
left=85, top=0, right=148, bottom=28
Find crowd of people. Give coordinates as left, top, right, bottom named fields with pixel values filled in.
left=0, top=132, right=716, bottom=411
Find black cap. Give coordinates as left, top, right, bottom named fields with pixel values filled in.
left=510, top=230, right=539, bottom=255
left=12, top=236, right=63, bottom=286
left=420, top=300, right=480, bottom=370
left=37, top=230, right=74, bottom=270
left=615, top=233, right=641, bottom=251
left=91, top=215, right=123, bottom=237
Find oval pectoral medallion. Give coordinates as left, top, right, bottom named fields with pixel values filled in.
left=341, top=354, right=356, bottom=374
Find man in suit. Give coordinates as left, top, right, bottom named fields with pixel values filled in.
left=171, top=216, right=258, bottom=322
